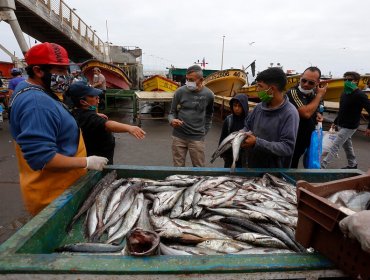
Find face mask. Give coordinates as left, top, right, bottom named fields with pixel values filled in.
left=298, top=85, right=314, bottom=95
left=81, top=100, right=97, bottom=111
left=185, top=80, right=197, bottom=91
left=93, top=74, right=99, bottom=79
left=42, top=71, right=70, bottom=94
left=344, top=80, right=357, bottom=94
left=257, top=87, right=273, bottom=103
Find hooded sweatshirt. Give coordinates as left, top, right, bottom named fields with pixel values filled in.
left=244, top=95, right=299, bottom=168
left=218, top=94, right=249, bottom=168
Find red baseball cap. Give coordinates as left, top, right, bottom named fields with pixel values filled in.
left=25, top=42, right=70, bottom=65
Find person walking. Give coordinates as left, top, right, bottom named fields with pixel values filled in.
left=9, top=42, right=108, bottom=215
left=286, top=66, right=327, bottom=168
left=321, top=71, right=370, bottom=169
left=168, top=65, right=214, bottom=167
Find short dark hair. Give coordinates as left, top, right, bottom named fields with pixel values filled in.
left=186, top=65, right=203, bottom=78
left=256, top=67, right=287, bottom=91
left=343, top=71, right=360, bottom=81
left=25, top=64, right=52, bottom=78
left=303, top=66, right=321, bottom=79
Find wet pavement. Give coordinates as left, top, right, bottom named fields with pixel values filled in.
left=0, top=103, right=369, bottom=244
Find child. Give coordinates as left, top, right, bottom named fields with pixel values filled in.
left=218, top=94, right=249, bottom=168
left=68, top=81, right=146, bottom=164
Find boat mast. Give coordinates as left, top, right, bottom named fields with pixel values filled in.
left=221, top=35, right=225, bottom=70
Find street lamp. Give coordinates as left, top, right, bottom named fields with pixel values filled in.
left=221, top=35, right=225, bottom=70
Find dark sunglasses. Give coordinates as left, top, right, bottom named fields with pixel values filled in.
left=300, top=78, right=316, bottom=86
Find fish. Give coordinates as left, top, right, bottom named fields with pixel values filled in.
left=68, top=170, right=117, bottom=231
left=231, top=131, right=249, bottom=170
left=95, top=178, right=125, bottom=230
left=92, top=183, right=141, bottom=241
left=135, top=199, right=154, bottom=231
left=153, top=189, right=184, bottom=215
left=106, top=192, right=144, bottom=244
left=159, top=242, right=192, bottom=255
left=235, top=232, right=288, bottom=249
left=220, top=217, right=271, bottom=236
left=85, top=202, right=98, bottom=238
left=56, top=242, right=125, bottom=253
left=103, top=182, right=131, bottom=224
left=169, top=245, right=222, bottom=255
left=258, top=223, right=302, bottom=252
left=210, top=131, right=240, bottom=163
left=197, top=239, right=253, bottom=254
left=198, top=188, right=238, bottom=208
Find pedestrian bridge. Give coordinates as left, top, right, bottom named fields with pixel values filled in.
left=10, top=0, right=108, bottom=62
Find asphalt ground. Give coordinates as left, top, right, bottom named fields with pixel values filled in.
left=0, top=101, right=369, bottom=244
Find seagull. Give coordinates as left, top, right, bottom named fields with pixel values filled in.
left=249, top=42, right=255, bottom=46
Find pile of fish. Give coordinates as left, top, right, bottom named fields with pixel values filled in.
left=326, top=189, right=370, bottom=212
left=210, top=130, right=251, bottom=169
left=62, top=170, right=306, bottom=255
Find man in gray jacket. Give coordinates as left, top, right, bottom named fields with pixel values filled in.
left=168, top=65, right=214, bottom=167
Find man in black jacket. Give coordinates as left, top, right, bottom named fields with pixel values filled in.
left=286, top=66, right=327, bottom=168
left=321, top=71, right=370, bottom=169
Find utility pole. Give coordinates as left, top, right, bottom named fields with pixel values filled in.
left=221, top=35, right=225, bottom=70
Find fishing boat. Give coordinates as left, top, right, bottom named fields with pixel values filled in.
left=142, top=75, right=179, bottom=92
left=237, top=74, right=301, bottom=99
left=238, top=75, right=370, bottom=101
left=80, top=59, right=132, bottom=89
left=203, top=69, right=247, bottom=97
left=323, top=76, right=370, bottom=102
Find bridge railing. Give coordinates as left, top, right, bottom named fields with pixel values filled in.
left=35, top=0, right=106, bottom=58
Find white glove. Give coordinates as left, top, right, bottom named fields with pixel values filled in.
left=86, top=156, right=108, bottom=171
left=339, top=210, right=370, bottom=253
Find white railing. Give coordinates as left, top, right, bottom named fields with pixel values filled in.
left=21, top=0, right=107, bottom=59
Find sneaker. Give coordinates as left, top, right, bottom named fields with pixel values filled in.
left=341, top=165, right=358, bottom=169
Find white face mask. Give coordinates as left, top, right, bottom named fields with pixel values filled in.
left=185, top=81, right=197, bottom=91
left=298, top=85, right=314, bottom=95
left=93, top=74, right=98, bottom=79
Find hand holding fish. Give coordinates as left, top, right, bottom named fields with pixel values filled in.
left=129, top=126, right=146, bottom=140
left=339, top=210, right=370, bottom=253
left=241, top=134, right=256, bottom=148
left=171, top=119, right=184, bottom=128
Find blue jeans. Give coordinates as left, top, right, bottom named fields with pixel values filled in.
left=321, top=126, right=357, bottom=168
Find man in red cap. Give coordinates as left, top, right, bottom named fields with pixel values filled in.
left=9, top=42, right=109, bottom=215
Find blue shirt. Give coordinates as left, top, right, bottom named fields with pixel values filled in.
left=10, top=81, right=80, bottom=170
left=8, top=76, right=26, bottom=90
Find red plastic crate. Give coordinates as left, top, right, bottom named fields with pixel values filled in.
left=296, top=171, right=370, bottom=279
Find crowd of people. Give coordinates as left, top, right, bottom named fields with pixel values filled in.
left=5, top=42, right=370, bottom=252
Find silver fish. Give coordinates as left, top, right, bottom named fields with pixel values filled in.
left=235, top=232, right=288, bottom=249
left=159, top=243, right=192, bottom=255
left=107, top=192, right=144, bottom=244
left=197, top=239, right=253, bottom=254
left=103, top=181, right=131, bottom=224
left=231, top=131, right=249, bottom=170
left=95, top=178, right=125, bottom=230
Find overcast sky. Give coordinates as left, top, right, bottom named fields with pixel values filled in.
left=1, top=0, right=370, bottom=78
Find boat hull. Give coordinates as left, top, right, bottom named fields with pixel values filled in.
left=142, top=75, right=179, bottom=92
left=203, top=69, right=247, bottom=97
left=238, top=75, right=370, bottom=101
left=237, top=75, right=301, bottom=99
left=81, top=60, right=132, bottom=90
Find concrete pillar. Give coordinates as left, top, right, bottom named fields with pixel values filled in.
left=0, top=0, right=29, bottom=54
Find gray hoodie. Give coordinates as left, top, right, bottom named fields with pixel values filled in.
left=168, top=85, right=214, bottom=141
left=244, top=95, right=299, bottom=168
